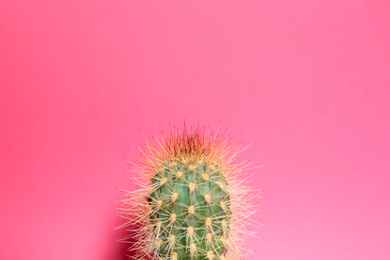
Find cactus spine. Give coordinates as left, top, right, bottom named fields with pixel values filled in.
left=120, top=126, right=258, bottom=259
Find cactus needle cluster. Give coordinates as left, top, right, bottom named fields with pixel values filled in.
left=119, top=125, right=259, bottom=259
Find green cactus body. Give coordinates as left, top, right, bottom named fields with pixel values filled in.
left=121, top=126, right=258, bottom=260
left=149, top=159, right=230, bottom=259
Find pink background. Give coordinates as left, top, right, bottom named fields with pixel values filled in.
left=1, top=1, right=390, bottom=259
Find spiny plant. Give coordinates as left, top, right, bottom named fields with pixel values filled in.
left=118, top=125, right=260, bottom=259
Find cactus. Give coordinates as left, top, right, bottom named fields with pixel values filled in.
left=119, top=125, right=259, bottom=259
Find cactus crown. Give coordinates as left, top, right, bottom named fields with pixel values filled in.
left=120, top=125, right=259, bottom=259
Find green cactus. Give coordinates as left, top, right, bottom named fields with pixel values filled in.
left=120, top=126, right=258, bottom=260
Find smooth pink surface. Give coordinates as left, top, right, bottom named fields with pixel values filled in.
left=1, top=1, right=390, bottom=259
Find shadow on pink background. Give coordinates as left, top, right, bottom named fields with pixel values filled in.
left=1, top=1, right=389, bottom=259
